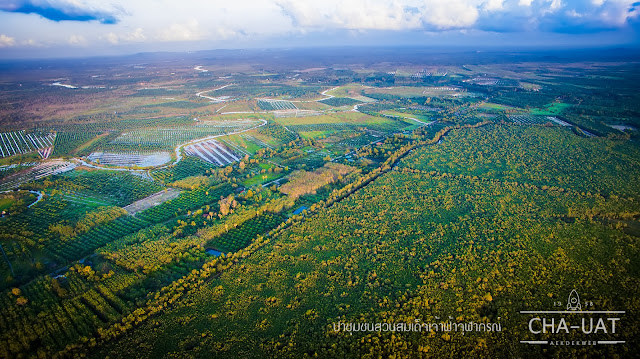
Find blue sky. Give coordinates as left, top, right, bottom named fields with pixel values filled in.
left=0, top=0, right=638, bottom=58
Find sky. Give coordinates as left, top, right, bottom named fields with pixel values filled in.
left=0, top=0, right=639, bottom=58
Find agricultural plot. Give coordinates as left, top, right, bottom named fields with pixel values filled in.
left=87, top=151, right=172, bottom=167
left=184, top=140, right=239, bottom=166
left=0, top=130, right=55, bottom=159
left=333, top=133, right=380, bottom=148
left=257, top=99, right=298, bottom=111
left=151, top=156, right=216, bottom=183
left=0, top=163, right=36, bottom=181
left=98, top=226, right=202, bottom=274
left=529, top=102, right=573, bottom=116
left=207, top=213, right=285, bottom=253
left=325, top=84, right=376, bottom=102
left=240, top=134, right=273, bottom=149
left=547, top=116, right=571, bottom=126
left=287, top=121, right=406, bottom=134
left=257, top=122, right=298, bottom=143
left=0, top=160, right=76, bottom=190
left=273, top=110, right=323, bottom=118
left=54, top=170, right=164, bottom=207
left=52, top=131, right=101, bottom=157
left=0, top=274, right=131, bottom=358
left=220, top=138, right=252, bottom=156
left=108, top=120, right=260, bottom=150
left=286, top=123, right=357, bottom=132
left=136, top=183, right=233, bottom=224
left=47, top=215, right=149, bottom=261
left=507, top=114, right=559, bottom=125
left=364, top=86, right=464, bottom=98
left=318, top=97, right=360, bottom=107
left=381, top=110, right=432, bottom=123
left=123, top=188, right=181, bottom=215
left=467, top=77, right=499, bottom=85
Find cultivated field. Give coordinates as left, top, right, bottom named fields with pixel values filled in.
left=86, top=151, right=172, bottom=167
left=0, top=131, right=55, bottom=159
left=184, top=139, right=239, bottom=166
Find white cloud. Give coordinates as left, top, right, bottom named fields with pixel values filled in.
left=484, top=0, right=504, bottom=11
left=422, top=0, right=480, bottom=29
left=566, top=9, right=583, bottom=17
left=275, top=1, right=423, bottom=30
left=550, top=0, right=563, bottom=11
left=0, top=34, right=16, bottom=47
left=22, top=38, right=42, bottom=46
left=0, top=0, right=638, bottom=55
left=157, top=19, right=204, bottom=42
left=124, top=27, right=145, bottom=42
left=103, top=27, right=145, bottom=45
left=105, top=32, right=118, bottom=44
left=68, top=34, right=86, bottom=45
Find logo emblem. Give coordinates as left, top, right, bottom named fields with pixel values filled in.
left=567, top=289, right=581, bottom=311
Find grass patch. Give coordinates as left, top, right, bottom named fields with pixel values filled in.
left=243, top=172, right=285, bottom=186
left=530, top=102, right=572, bottom=116
left=0, top=197, right=15, bottom=211
left=299, top=130, right=334, bottom=139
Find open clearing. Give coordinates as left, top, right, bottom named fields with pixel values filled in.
left=325, top=84, right=376, bottom=102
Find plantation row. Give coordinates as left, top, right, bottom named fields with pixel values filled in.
left=40, top=170, right=164, bottom=207
left=257, top=99, right=298, bottom=111
left=46, top=216, right=150, bottom=261
left=98, top=225, right=204, bottom=275
left=0, top=131, right=55, bottom=158
left=43, top=116, right=194, bottom=134
left=286, top=123, right=358, bottom=132
left=86, top=151, right=172, bottom=167
left=0, top=160, right=76, bottom=191
left=257, top=122, right=298, bottom=143
left=184, top=140, right=239, bottom=166
left=220, top=139, right=251, bottom=156
left=109, top=128, right=234, bottom=149
left=334, top=133, right=380, bottom=148
left=507, top=115, right=558, bottom=125
left=240, top=134, right=273, bottom=149
left=207, top=212, right=286, bottom=253
left=318, top=97, right=360, bottom=107
left=400, top=124, right=640, bottom=198
left=288, top=121, right=407, bottom=134
left=0, top=279, right=131, bottom=357
left=52, top=131, right=101, bottom=157
left=151, top=156, right=215, bottom=184
left=136, top=183, right=234, bottom=224
left=92, top=120, right=261, bottom=153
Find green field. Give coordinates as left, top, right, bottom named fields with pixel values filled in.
left=243, top=171, right=285, bottom=186
left=365, top=86, right=462, bottom=98
left=298, top=130, right=334, bottom=139
left=382, top=110, right=432, bottom=122
left=0, top=197, right=14, bottom=211
left=325, top=84, right=376, bottom=102
left=529, top=102, right=572, bottom=115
